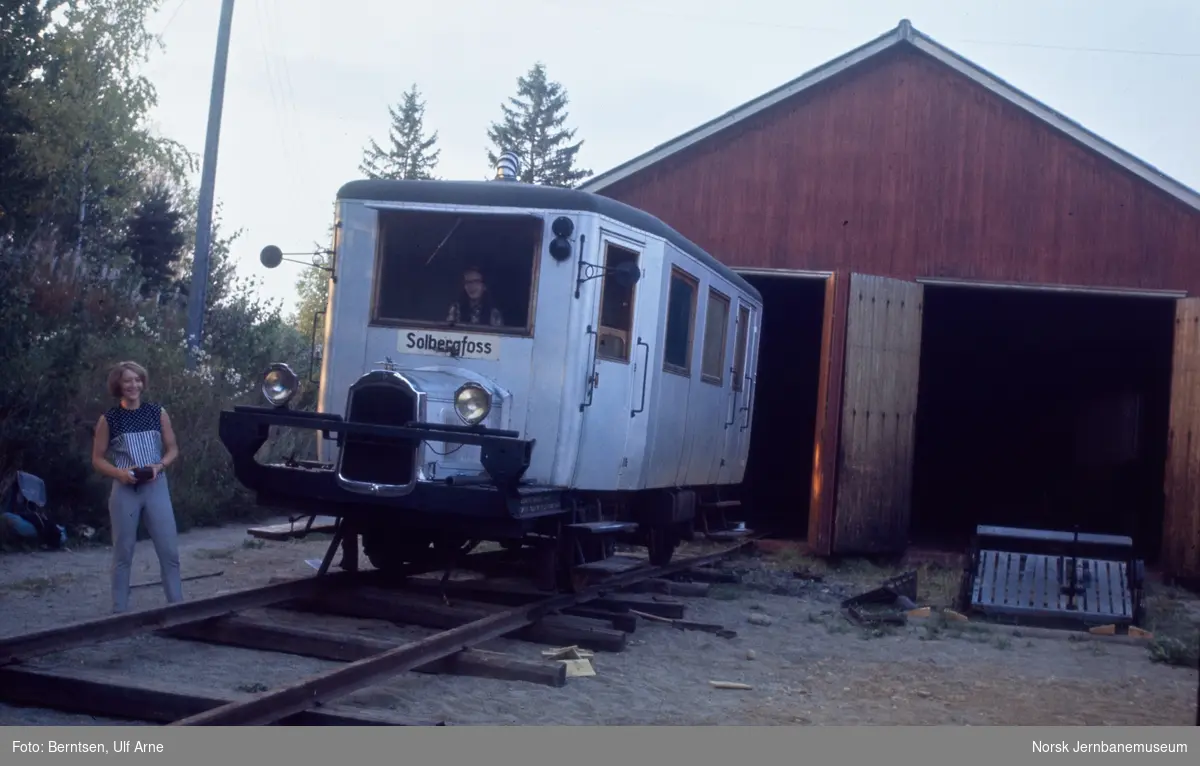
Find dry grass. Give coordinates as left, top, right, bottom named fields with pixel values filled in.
left=1142, top=583, right=1200, bottom=669
left=755, top=545, right=964, bottom=607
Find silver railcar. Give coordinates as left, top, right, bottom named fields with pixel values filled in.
left=219, top=155, right=763, bottom=588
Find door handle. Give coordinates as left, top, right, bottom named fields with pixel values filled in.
left=724, top=385, right=738, bottom=428
left=631, top=336, right=649, bottom=418
left=580, top=325, right=599, bottom=412
left=740, top=373, right=755, bottom=431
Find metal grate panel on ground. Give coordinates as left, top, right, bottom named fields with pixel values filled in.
left=970, top=549, right=1135, bottom=624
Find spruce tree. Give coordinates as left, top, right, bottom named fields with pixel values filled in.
left=123, top=181, right=186, bottom=300
left=486, top=62, right=590, bottom=187
left=359, top=84, right=440, bottom=180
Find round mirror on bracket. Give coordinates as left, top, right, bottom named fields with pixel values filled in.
left=613, top=259, right=641, bottom=288
left=260, top=245, right=283, bottom=269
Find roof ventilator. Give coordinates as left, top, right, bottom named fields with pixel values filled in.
left=493, top=152, right=520, bottom=182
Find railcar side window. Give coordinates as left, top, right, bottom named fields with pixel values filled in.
left=663, top=267, right=698, bottom=375
left=596, top=243, right=639, bottom=362
left=371, top=209, right=543, bottom=334
left=701, top=288, right=730, bottom=384
left=731, top=303, right=751, bottom=392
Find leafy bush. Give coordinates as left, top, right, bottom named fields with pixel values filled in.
left=0, top=0, right=323, bottom=547
left=0, top=236, right=316, bottom=542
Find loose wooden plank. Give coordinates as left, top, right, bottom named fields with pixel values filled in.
left=588, top=595, right=687, bottom=620
left=0, top=666, right=441, bottom=725
left=133, top=570, right=224, bottom=589
left=666, top=567, right=741, bottom=584
left=620, top=578, right=712, bottom=598
left=160, top=614, right=566, bottom=687
left=246, top=516, right=338, bottom=541
left=560, top=606, right=639, bottom=633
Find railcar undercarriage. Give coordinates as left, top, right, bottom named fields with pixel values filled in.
left=218, top=403, right=733, bottom=594
left=327, top=488, right=702, bottom=594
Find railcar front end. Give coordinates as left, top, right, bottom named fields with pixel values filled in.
left=219, top=156, right=605, bottom=580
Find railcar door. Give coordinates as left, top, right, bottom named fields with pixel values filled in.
left=573, top=233, right=653, bottom=490
left=682, top=281, right=737, bottom=485
left=719, top=299, right=758, bottom=484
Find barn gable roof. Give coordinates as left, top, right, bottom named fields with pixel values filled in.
left=578, top=19, right=1200, bottom=214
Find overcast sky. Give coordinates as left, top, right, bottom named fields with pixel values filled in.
left=139, top=0, right=1200, bottom=314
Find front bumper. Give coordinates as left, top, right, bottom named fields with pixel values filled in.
left=218, top=406, right=559, bottom=521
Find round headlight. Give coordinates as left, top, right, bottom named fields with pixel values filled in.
left=261, top=363, right=299, bottom=407
left=454, top=383, right=491, bottom=425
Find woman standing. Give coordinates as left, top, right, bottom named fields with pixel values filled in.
left=91, top=361, right=183, bottom=613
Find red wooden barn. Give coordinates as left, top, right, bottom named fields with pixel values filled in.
left=580, top=19, right=1200, bottom=584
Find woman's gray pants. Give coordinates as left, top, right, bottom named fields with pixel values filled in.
left=109, top=475, right=183, bottom=613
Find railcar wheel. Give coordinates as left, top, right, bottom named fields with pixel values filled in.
left=361, top=534, right=436, bottom=573
left=646, top=525, right=681, bottom=567
left=534, top=540, right=572, bottom=592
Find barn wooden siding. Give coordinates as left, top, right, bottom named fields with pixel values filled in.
left=595, top=42, right=1200, bottom=581
left=597, top=46, right=1200, bottom=292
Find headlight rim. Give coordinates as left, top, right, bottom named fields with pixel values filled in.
left=261, top=362, right=300, bottom=408
left=453, top=381, right=491, bottom=426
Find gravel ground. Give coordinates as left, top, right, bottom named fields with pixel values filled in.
left=0, top=519, right=1197, bottom=726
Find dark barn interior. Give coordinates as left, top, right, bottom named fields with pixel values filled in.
left=738, top=274, right=828, bottom=538
left=910, top=285, right=1176, bottom=562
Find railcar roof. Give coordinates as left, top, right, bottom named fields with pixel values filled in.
left=336, top=178, right=763, bottom=301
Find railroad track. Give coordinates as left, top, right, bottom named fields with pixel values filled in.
left=0, top=538, right=754, bottom=726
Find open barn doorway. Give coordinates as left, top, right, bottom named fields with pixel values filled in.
left=909, top=283, right=1177, bottom=564
left=735, top=271, right=828, bottom=539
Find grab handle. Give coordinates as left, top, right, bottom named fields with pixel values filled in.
left=631, top=337, right=650, bottom=418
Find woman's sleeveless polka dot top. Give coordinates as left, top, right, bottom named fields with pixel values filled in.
left=104, top=402, right=164, bottom=470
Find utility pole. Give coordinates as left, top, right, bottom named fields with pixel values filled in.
left=186, top=0, right=237, bottom=369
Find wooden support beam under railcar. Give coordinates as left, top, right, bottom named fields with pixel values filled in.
left=159, top=613, right=567, bottom=687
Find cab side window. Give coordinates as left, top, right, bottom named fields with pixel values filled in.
left=701, top=288, right=730, bottom=384
left=663, top=267, right=698, bottom=376
left=731, top=303, right=751, bottom=392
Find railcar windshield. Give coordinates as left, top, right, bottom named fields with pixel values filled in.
left=371, top=209, right=543, bottom=335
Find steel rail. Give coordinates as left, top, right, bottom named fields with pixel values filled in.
left=171, top=539, right=755, bottom=726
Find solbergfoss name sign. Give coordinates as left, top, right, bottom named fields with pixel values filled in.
left=400, top=330, right=500, bottom=361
